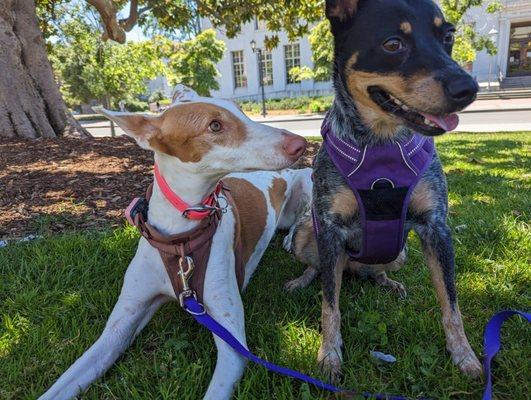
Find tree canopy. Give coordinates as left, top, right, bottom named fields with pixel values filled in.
left=49, top=13, right=164, bottom=107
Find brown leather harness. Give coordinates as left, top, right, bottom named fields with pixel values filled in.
left=129, top=183, right=245, bottom=306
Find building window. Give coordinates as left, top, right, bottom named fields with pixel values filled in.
left=261, top=50, right=274, bottom=86
left=231, top=51, right=247, bottom=89
left=284, top=43, right=301, bottom=84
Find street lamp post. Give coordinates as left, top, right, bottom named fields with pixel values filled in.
left=488, top=28, right=499, bottom=92
left=250, top=40, right=267, bottom=118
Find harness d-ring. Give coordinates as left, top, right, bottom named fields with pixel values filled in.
left=371, top=177, right=395, bottom=190
left=183, top=298, right=207, bottom=316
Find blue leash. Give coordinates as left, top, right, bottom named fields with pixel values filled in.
left=183, top=298, right=529, bottom=399
left=482, top=310, right=530, bottom=400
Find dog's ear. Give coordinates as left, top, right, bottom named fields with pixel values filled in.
left=326, top=0, right=359, bottom=21
left=172, top=84, right=199, bottom=104
left=96, top=108, right=161, bottom=150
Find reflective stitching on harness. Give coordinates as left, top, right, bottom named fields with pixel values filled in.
left=329, top=139, right=358, bottom=163
left=347, top=146, right=367, bottom=177
left=404, top=135, right=416, bottom=147
left=407, top=137, right=426, bottom=156
left=397, top=143, right=418, bottom=176
left=336, top=135, right=361, bottom=153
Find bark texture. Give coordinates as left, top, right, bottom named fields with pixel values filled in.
left=0, top=0, right=89, bottom=139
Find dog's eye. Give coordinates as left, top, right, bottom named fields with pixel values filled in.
left=443, top=31, right=455, bottom=45
left=209, top=120, right=222, bottom=133
left=382, top=38, right=405, bottom=53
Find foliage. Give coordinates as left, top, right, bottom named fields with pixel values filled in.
left=440, top=0, right=502, bottom=63
left=238, top=96, right=333, bottom=114
left=50, top=16, right=164, bottom=106
left=123, top=98, right=149, bottom=112
left=159, top=29, right=225, bottom=97
left=148, top=90, right=167, bottom=104
left=1, top=132, right=530, bottom=399
left=290, top=20, right=334, bottom=83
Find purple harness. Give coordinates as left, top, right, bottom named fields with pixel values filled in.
left=314, top=119, right=435, bottom=265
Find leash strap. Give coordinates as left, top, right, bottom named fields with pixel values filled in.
left=183, top=297, right=412, bottom=400
left=184, top=297, right=529, bottom=399
left=482, top=310, right=531, bottom=400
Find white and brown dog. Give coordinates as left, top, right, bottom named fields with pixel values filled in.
left=39, top=86, right=311, bottom=400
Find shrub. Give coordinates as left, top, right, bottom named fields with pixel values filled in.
left=237, top=95, right=333, bottom=114
left=125, top=98, right=149, bottom=112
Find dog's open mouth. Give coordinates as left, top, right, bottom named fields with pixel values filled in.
left=368, top=86, right=459, bottom=136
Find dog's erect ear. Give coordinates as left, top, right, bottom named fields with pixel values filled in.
left=96, top=108, right=160, bottom=149
left=172, top=84, right=199, bottom=104
left=326, top=0, right=359, bottom=21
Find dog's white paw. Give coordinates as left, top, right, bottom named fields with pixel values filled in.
left=456, top=351, right=483, bottom=379
left=317, top=345, right=343, bottom=384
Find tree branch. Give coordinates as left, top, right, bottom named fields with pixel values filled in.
left=85, top=0, right=126, bottom=43
left=119, top=0, right=139, bottom=32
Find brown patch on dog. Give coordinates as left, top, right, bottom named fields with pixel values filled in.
left=344, top=70, right=406, bottom=138
left=400, top=22, right=412, bottom=34
left=149, top=103, right=247, bottom=163
left=269, top=177, right=288, bottom=220
left=344, top=69, right=447, bottom=137
left=331, top=186, right=359, bottom=217
left=410, top=180, right=435, bottom=214
left=317, top=253, right=348, bottom=382
left=224, top=177, right=267, bottom=264
left=293, top=216, right=320, bottom=267
left=347, top=52, right=359, bottom=69
left=434, top=16, right=443, bottom=27
left=327, top=0, right=359, bottom=20
left=424, top=250, right=480, bottom=374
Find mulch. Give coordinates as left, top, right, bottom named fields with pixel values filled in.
left=0, top=137, right=319, bottom=240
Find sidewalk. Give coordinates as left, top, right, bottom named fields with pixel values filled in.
left=250, top=97, right=531, bottom=123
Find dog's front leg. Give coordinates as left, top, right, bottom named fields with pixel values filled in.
left=416, top=222, right=482, bottom=378
left=202, top=246, right=247, bottom=399
left=39, top=247, right=170, bottom=400
left=317, top=224, right=347, bottom=384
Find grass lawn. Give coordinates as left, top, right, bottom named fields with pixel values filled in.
left=1, top=132, right=530, bottom=399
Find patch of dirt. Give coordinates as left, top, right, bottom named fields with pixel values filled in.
left=0, top=137, right=320, bottom=240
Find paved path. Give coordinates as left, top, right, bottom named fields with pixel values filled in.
left=86, top=108, right=531, bottom=137
left=262, top=110, right=531, bottom=136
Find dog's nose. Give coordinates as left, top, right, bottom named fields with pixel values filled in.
left=281, top=131, right=307, bottom=160
left=444, top=76, right=478, bottom=108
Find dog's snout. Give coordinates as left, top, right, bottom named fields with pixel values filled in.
left=281, top=131, right=307, bottom=160
left=444, top=75, right=479, bottom=108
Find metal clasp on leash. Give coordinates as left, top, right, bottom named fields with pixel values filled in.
left=177, top=256, right=206, bottom=315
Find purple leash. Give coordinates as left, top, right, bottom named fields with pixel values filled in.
left=184, top=297, right=414, bottom=399
left=482, top=310, right=530, bottom=400
left=184, top=298, right=529, bottom=399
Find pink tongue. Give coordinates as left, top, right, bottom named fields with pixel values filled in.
left=421, top=113, right=459, bottom=131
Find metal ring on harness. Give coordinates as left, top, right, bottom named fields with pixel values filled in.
left=371, top=177, right=395, bottom=190
left=183, top=298, right=207, bottom=316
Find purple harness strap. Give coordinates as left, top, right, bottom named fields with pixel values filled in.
left=183, top=297, right=529, bottom=399
left=316, top=120, right=434, bottom=264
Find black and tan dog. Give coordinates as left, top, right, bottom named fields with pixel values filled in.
left=285, top=0, right=482, bottom=382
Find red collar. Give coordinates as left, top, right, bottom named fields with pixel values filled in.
left=154, top=163, right=225, bottom=220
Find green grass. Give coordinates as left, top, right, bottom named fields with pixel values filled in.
left=1, top=132, right=530, bottom=399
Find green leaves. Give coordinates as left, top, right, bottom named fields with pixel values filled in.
left=161, top=29, right=226, bottom=97
left=440, top=0, right=501, bottom=64
left=289, top=20, right=334, bottom=83
left=50, top=16, right=164, bottom=106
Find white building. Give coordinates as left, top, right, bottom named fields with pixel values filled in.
left=202, top=18, right=334, bottom=101
left=466, top=0, right=531, bottom=89
left=204, top=0, right=531, bottom=101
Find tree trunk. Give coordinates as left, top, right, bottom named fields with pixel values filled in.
left=0, top=0, right=90, bottom=139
